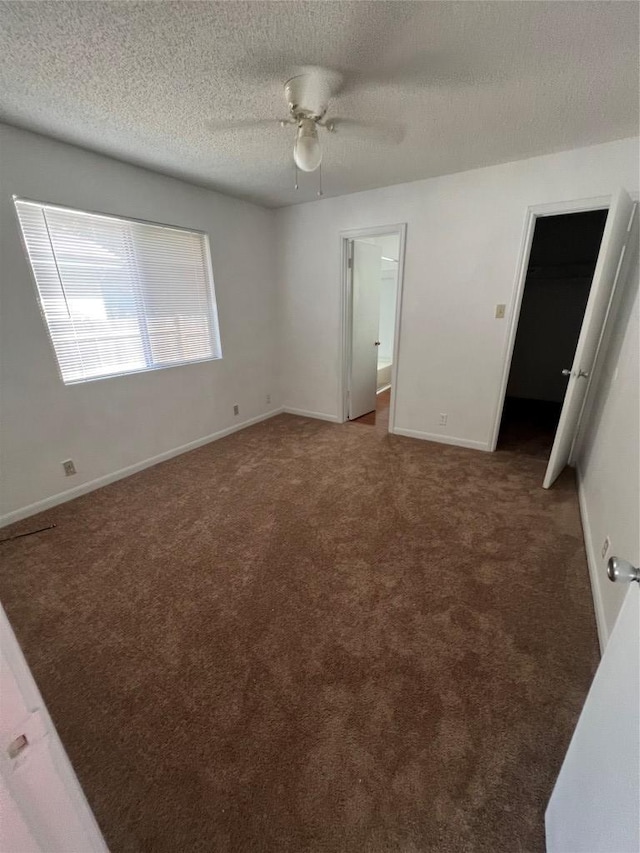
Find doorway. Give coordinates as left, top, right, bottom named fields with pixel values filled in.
left=340, top=224, right=406, bottom=433
left=497, top=209, right=608, bottom=459
left=493, top=188, right=636, bottom=489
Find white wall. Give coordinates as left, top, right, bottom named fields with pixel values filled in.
left=0, top=124, right=278, bottom=523
left=575, top=243, right=639, bottom=647
left=276, top=138, right=639, bottom=447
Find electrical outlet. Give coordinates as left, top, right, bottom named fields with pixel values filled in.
left=601, top=536, right=611, bottom=560
left=233, top=404, right=239, bottom=416
left=266, top=394, right=271, bottom=405
left=62, top=459, right=76, bottom=477
left=495, top=304, right=506, bottom=319
left=439, top=413, right=448, bottom=427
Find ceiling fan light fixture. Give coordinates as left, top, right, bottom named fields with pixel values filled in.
left=294, top=118, right=322, bottom=172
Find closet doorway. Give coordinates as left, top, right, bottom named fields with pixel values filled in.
left=493, top=189, right=636, bottom=488
left=497, top=209, right=608, bottom=457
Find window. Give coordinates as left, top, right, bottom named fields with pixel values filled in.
left=14, top=198, right=222, bottom=384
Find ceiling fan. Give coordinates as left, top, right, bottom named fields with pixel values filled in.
left=209, top=66, right=404, bottom=193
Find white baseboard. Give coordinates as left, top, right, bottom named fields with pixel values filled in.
left=392, top=427, right=490, bottom=452
left=576, top=465, right=608, bottom=655
left=282, top=407, right=341, bottom=423
left=0, top=408, right=284, bottom=529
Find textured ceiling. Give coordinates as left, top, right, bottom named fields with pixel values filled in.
left=0, top=1, right=638, bottom=208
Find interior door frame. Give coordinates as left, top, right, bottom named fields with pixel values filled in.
left=488, top=196, right=612, bottom=453
left=339, top=223, right=407, bottom=431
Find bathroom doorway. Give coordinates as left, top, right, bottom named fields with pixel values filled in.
left=340, top=224, right=406, bottom=433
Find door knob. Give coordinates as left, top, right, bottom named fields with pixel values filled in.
left=607, top=556, right=640, bottom=583
left=562, top=369, right=572, bottom=376
left=374, top=341, right=381, bottom=346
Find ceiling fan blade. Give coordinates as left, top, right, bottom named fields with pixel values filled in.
left=337, top=51, right=507, bottom=97
left=207, top=118, right=291, bottom=135
left=324, top=118, right=405, bottom=145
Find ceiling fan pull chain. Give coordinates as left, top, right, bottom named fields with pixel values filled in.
left=294, top=161, right=299, bottom=190
left=317, top=163, right=323, bottom=197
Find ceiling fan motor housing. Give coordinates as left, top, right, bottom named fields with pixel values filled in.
left=284, top=67, right=343, bottom=174
left=284, top=70, right=334, bottom=121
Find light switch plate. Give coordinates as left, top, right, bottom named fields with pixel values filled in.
left=495, top=304, right=506, bottom=319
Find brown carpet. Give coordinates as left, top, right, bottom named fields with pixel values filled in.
left=350, top=389, right=391, bottom=433
left=0, top=414, right=599, bottom=853
left=497, top=397, right=563, bottom=460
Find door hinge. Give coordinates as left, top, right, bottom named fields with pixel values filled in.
left=347, top=256, right=353, bottom=269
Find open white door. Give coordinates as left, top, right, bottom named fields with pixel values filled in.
left=348, top=240, right=382, bottom=419
left=0, top=604, right=107, bottom=852
left=546, top=579, right=639, bottom=852
left=543, top=190, right=636, bottom=487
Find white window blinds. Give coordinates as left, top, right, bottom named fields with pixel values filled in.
left=14, top=198, right=222, bottom=384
